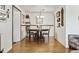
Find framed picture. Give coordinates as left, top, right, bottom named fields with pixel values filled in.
left=61, top=8, right=64, bottom=26
left=56, top=11, right=60, bottom=17
left=0, top=5, right=5, bottom=10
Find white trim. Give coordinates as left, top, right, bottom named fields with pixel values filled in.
left=3, top=45, right=12, bottom=53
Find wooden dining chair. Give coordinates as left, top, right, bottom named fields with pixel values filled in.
left=28, top=26, right=37, bottom=40
left=41, top=26, right=50, bottom=42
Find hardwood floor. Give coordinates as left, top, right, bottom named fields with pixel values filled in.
left=9, top=37, right=71, bottom=53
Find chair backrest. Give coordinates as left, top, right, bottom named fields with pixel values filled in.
left=30, top=26, right=37, bottom=29
left=41, top=26, right=50, bottom=34
left=42, top=26, right=50, bottom=30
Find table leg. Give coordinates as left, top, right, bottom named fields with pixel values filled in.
left=29, top=30, right=31, bottom=41
left=48, top=32, right=49, bottom=43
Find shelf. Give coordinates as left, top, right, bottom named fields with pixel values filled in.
left=25, top=22, right=30, bottom=24
left=0, top=9, right=6, bottom=15
left=0, top=9, right=7, bottom=20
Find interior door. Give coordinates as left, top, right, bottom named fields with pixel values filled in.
left=12, top=6, right=21, bottom=42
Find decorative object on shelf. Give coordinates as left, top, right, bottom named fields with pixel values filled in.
left=0, top=8, right=10, bottom=21
left=61, top=8, right=64, bottom=26
left=0, top=9, right=6, bottom=21
left=26, top=14, right=30, bottom=19
left=57, top=18, right=60, bottom=22
left=24, top=14, right=30, bottom=24
left=56, top=11, right=60, bottom=17
left=0, top=5, right=5, bottom=10
left=24, top=9, right=30, bottom=24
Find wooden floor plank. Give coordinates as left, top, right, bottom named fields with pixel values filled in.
left=9, top=37, right=71, bottom=53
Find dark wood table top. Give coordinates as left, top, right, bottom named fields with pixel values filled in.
left=21, top=24, right=54, bottom=26
left=28, top=28, right=49, bottom=31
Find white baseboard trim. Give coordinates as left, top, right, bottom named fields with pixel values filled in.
left=56, top=39, right=66, bottom=48
left=3, top=45, right=12, bottom=53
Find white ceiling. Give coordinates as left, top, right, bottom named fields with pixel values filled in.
left=19, top=5, right=61, bottom=13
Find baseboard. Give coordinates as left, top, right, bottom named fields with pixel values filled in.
left=55, top=39, right=66, bottom=48
left=4, top=45, right=12, bottom=53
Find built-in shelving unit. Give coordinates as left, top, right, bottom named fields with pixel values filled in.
left=0, top=9, right=6, bottom=14
left=0, top=9, right=7, bottom=21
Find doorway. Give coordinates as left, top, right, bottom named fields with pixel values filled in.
left=12, top=6, right=21, bottom=43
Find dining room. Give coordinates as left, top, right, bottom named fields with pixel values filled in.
left=20, top=5, right=56, bottom=43
left=9, top=5, right=70, bottom=53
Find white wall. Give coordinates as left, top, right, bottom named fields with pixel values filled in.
left=55, top=6, right=66, bottom=48
left=65, top=5, right=79, bottom=48
left=0, top=5, right=12, bottom=52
